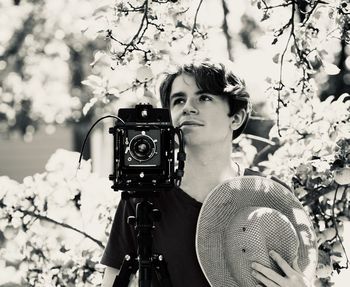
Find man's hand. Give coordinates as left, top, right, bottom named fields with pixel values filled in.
left=251, top=250, right=313, bottom=287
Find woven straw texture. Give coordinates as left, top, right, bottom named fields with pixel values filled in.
left=196, top=176, right=317, bottom=287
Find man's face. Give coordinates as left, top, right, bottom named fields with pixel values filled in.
left=169, top=73, right=234, bottom=147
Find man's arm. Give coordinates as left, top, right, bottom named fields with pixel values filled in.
left=102, top=266, right=119, bottom=287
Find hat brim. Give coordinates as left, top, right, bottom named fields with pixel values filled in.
left=196, top=176, right=317, bottom=287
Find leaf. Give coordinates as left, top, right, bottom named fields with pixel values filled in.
left=92, top=4, right=112, bottom=16
left=272, top=53, right=280, bottom=64
left=334, top=167, right=350, bottom=185
left=82, top=98, right=98, bottom=116
left=136, top=66, right=153, bottom=82
left=81, top=75, right=103, bottom=89
left=265, top=77, right=272, bottom=84
left=90, top=51, right=106, bottom=68
left=261, top=12, right=270, bottom=22
left=43, top=199, right=48, bottom=212
left=318, top=249, right=331, bottom=265
left=107, top=88, right=120, bottom=98
left=323, top=62, right=340, bottom=75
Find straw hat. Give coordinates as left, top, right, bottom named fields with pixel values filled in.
left=196, top=176, right=317, bottom=287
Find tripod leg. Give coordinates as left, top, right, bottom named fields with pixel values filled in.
left=153, top=255, right=173, bottom=287
left=112, top=255, right=137, bottom=287
left=136, top=200, right=155, bottom=287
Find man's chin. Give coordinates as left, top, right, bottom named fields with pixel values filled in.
left=183, top=135, right=205, bottom=147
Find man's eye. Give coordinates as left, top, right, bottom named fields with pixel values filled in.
left=172, top=98, right=185, bottom=106
left=199, top=95, right=213, bottom=102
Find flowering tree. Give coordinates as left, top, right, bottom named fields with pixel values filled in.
left=0, top=149, right=119, bottom=286
left=0, top=0, right=350, bottom=286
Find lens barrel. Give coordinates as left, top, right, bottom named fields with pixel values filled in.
left=129, top=134, right=156, bottom=161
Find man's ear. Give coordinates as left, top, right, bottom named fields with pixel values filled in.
left=230, top=109, right=247, bottom=131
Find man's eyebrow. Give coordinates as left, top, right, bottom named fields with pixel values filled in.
left=170, top=92, right=185, bottom=100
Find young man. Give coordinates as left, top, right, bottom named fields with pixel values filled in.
left=101, top=60, right=313, bottom=286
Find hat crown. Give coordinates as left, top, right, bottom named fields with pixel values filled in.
left=225, top=206, right=299, bottom=287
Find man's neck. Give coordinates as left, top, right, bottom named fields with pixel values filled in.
left=179, top=141, right=240, bottom=202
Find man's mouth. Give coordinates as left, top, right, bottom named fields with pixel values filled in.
left=179, top=120, right=204, bottom=128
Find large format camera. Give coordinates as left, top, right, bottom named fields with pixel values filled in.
left=109, top=104, right=178, bottom=193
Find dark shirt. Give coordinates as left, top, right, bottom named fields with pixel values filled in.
left=101, top=169, right=288, bottom=286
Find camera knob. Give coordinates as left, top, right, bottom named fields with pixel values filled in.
left=109, top=127, right=114, bottom=134
left=127, top=216, right=136, bottom=226
left=141, top=109, right=148, bottom=118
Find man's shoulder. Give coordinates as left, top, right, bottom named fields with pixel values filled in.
left=243, top=168, right=262, bottom=176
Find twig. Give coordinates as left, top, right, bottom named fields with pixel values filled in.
left=117, top=0, right=149, bottom=59
left=110, top=0, right=167, bottom=62
left=188, top=0, right=205, bottom=52
left=261, top=0, right=294, bottom=10
left=244, top=134, right=277, bottom=146
left=263, top=1, right=326, bottom=136
left=301, top=0, right=325, bottom=26
left=119, top=78, right=154, bottom=94
left=16, top=207, right=105, bottom=249
left=276, top=2, right=297, bottom=137
left=221, top=0, right=233, bottom=61
left=300, top=184, right=349, bottom=206
left=331, top=185, right=349, bottom=270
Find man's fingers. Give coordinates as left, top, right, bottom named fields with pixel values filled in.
left=251, top=262, right=284, bottom=286
left=252, top=252, right=310, bottom=287
left=269, top=250, right=296, bottom=275
left=292, top=256, right=301, bottom=272
left=251, top=269, right=280, bottom=287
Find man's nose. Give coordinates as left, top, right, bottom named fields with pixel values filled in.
left=182, top=99, right=198, bottom=115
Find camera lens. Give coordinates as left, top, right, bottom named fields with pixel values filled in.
left=129, top=134, right=156, bottom=161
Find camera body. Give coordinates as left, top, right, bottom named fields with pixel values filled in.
left=109, top=104, right=176, bottom=192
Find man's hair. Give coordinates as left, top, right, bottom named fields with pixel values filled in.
left=159, top=59, right=251, bottom=139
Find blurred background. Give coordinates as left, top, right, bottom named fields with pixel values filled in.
left=0, top=0, right=350, bottom=286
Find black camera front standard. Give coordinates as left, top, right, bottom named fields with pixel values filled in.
left=126, top=130, right=160, bottom=166
left=109, top=104, right=178, bottom=193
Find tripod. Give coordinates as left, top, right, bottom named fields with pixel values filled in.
left=112, top=194, right=173, bottom=287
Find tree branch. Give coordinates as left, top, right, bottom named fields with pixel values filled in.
left=0, top=12, right=35, bottom=61
left=300, top=184, right=349, bottom=206
left=261, top=0, right=294, bottom=10
left=302, top=0, right=329, bottom=26
left=109, top=0, right=167, bottom=62
left=221, top=0, right=233, bottom=61
left=261, top=1, right=328, bottom=136
left=15, top=206, right=105, bottom=249
left=188, top=0, right=205, bottom=52
left=331, top=185, right=349, bottom=270
left=119, top=78, right=154, bottom=94
left=245, top=133, right=277, bottom=146
left=276, top=2, right=296, bottom=137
